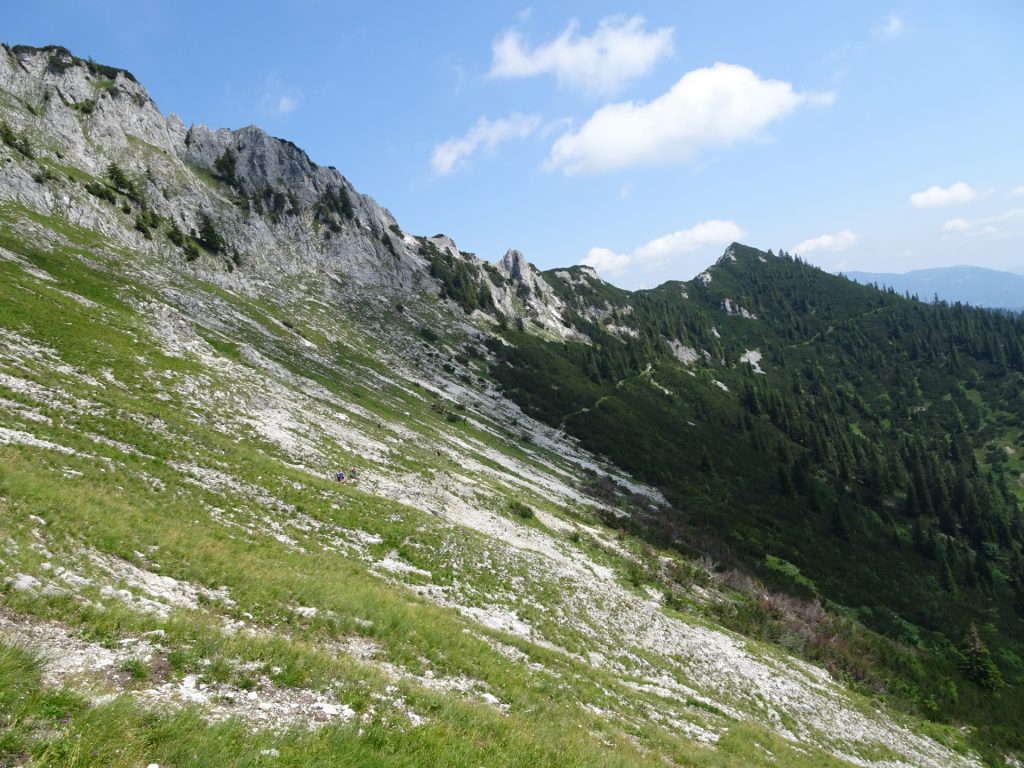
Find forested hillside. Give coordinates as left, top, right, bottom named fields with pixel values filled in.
left=489, top=245, right=1024, bottom=749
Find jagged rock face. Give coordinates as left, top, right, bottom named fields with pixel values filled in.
left=0, top=46, right=184, bottom=173
left=424, top=234, right=462, bottom=261
left=180, top=123, right=428, bottom=293
left=0, top=45, right=591, bottom=327
left=551, top=265, right=600, bottom=286
left=0, top=46, right=425, bottom=298
left=494, top=249, right=584, bottom=340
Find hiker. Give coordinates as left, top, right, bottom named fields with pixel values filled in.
left=334, top=470, right=346, bottom=483
left=349, top=466, right=358, bottom=480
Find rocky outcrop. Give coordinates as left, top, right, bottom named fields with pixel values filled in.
left=0, top=45, right=423, bottom=298
left=493, top=249, right=584, bottom=340
left=0, top=44, right=592, bottom=330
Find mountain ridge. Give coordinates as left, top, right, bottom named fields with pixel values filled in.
left=1, top=42, right=1022, bottom=766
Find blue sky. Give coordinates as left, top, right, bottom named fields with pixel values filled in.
left=5, top=1, right=1023, bottom=288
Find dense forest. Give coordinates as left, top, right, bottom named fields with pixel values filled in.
left=487, top=244, right=1024, bottom=750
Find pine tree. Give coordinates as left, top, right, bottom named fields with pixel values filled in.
left=197, top=213, right=225, bottom=253
left=957, top=623, right=1002, bottom=690
left=105, top=161, right=128, bottom=191
left=213, top=148, right=238, bottom=186
left=940, top=549, right=958, bottom=594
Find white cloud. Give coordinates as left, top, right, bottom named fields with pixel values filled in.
left=1010, top=185, right=1024, bottom=197
left=909, top=181, right=982, bottom=208
left=792, top=230, right=857, bottom=255
left=583, top=247, right=634, bottom=274
left=546, top=63, right=829, bottom=174
left=875, top=14, right=905, bottom=39
left=431, top=113, right=541, bottom=176
left=942, top=208, right=1024, bottom=236
left=489, top=16, right=673, bottom=95
left=582, top=220, right=744, bottom=276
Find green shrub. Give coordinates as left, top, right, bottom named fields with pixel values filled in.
left=166, top=223, right=185, bottom=247
left=0, top=121, right=17, bottom=148
left=117, top=658, right=149, bottom=682
left=381, top=231, right=397, bottom=257
left=32, top=168, right=56, bottom=184
left=0, top=121, right=34, bottom=158
left=46, top=47, right=74, bottom=73
left=508, top=499, right=534, bottom=519
left=105, top=162, right=145, bottom=204
left=134, top=209, right=161, bottom=238
left=71, top=99, right=96, bottom=115
left=84, top=180, right=117, bottom=204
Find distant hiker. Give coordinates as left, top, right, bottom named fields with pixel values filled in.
left=349, top=466, right=358, bottom=480
left=334, top=470, right=346, bottom=483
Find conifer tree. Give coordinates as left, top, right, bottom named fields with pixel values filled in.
left=105, top=161, right=128, bottom=191
left=958, top=623, right=1002, bottom=690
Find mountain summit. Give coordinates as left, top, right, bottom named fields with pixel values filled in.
left=1, top=44, right=1022, bottom=766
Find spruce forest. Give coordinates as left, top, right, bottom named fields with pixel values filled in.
left=488, top=245, right=1024, bottom=748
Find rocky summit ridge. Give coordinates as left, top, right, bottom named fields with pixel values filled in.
left=0, top=44, right=1013, bottom=767
left=0, top=43, right=602, bottom=339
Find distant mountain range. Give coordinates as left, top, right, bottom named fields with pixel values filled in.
left=844, top=265, right=1024, bottom=311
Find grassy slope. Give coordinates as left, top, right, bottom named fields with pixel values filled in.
left=0, top=211, right=864, bottom=767
left=0, top=193, right=987, bottom=767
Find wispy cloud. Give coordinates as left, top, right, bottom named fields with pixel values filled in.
left=275, top=95, right=298, bottom=115
left=442, top=56, right=468, bottom=97
left=874, top=13, right=905, bottom=39
left=942, top=208, right=1024, bottom=236
left=942, top=218, right=971, bottom=233
left=431, top=113, right=541, bottom=176
left=546, top=63, right=832, bottom=175
left=1010, top=185, right=1024, bottom=198
left=793, top=230, right=857, bottom=255
left=583, top=220, right=744, bottom=277
left=260, top=75, right=301, bottom=117
left=489, top=16, right=673, bottom=95
left=909, top=181, right=983, bottom=208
